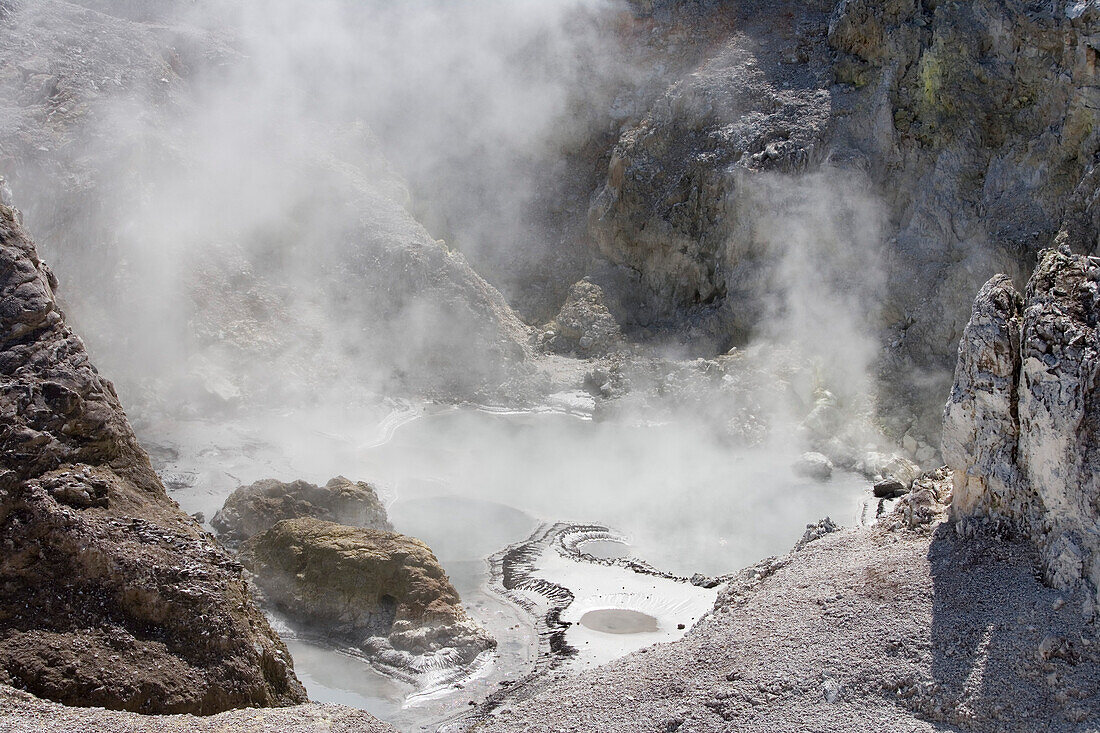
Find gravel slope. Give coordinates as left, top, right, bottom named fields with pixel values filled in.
left=3, top=497, right=1097, bottom=732
left=0, top=686, right=397, bottom=733
left=473, top=508, right=1100, bottom=732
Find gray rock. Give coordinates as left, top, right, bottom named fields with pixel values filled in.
left=543, top=278, right=625, bottom=357
left=943, top=246, right=1100, bottom=614
left=793, top=452, right=834, bottom=481
left=879, top=456, right=920, bottom=491
left=822, top=678, right=841, bottom=704
left=797, top=517, right=839, bottom=548
left=873, top=478, right=907, bottom=499
left=212, top=475, right=392, bottom=546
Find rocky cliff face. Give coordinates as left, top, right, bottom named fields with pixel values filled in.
left=587, top=0, right=839, bottom=347
left=0, top=207, right=308, bottom=712
left=581, top=0, right=1100, bottom=444
left=944, top=246, right=1100, bottom=615
left=830, top=0, right=1100, bottom=441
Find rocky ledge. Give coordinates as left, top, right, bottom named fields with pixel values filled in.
left=474, top=486, right=1100, bottom=732
left=0, top=207, right=307, bottom=713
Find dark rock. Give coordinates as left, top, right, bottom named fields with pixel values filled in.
left=873, top=478, right=908, bottom=498
left=0, top=211, right=307, bottom=713
left=796, top=517, right=839, bottom=548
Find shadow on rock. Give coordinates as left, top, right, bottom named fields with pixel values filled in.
left=926, top=522, right=1099, bottom=729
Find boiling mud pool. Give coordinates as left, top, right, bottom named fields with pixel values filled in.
left=579, top=609, right=659, bottom=634
left=144, top=403, right=869, bottom=729
left=367, top=408, right=867, bottom=576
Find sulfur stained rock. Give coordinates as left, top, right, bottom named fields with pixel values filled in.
left=0, top=208, right=307, bottom=714
left=212, top=475, right=391, bottom=545
left=240, top=517, right=494, bottom=672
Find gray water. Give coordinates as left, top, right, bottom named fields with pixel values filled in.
left=361, top=408, right=867, bottom=577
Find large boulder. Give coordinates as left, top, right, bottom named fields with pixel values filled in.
left=240, top=517, right=494, bottom=674
left=944, top=245, right=1100, bottom=614
left=0, top=208, right=307, bottom=713
left=212, top=476, right=391, bottom=546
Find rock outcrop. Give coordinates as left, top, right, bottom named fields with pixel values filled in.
left=541, top=278, right=625, bottom=357
left=829, top=0, right=1100, bottom=441
left=944, top=246, right=1100, bottom=615
left=0, top=207, right=307, bottom=713
left=240, top=517, right=494, bottom=676
left=212, top=476, right=391, bottom=546
left=587, top=0, right=838, bottom=344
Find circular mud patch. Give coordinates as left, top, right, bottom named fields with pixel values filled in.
left=579, top=608, right=659, bottom=634
left=575, top=539, right=630, bottom=559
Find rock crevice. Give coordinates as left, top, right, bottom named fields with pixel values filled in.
left=944, top=245, right=1100, bottom=613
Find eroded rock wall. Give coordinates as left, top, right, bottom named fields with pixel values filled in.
left=831, top=0, right=1100, bottom=441
left=583, top=0, right=1100, bottom=444
left=944, top=246, right=1100, bottom=614
left=0, top=207, right=308, bottom=713
left=587, top=0, right=839, bottom=347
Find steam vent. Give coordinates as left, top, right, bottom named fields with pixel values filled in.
left=1, top=1, right=1099, bottom=731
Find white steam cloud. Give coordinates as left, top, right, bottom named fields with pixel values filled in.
left=9, top=0, right=893, bottom=589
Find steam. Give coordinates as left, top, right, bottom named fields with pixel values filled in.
left=734, top=168, right=887, bottom=403
left=18, top=0, right=642, bottom=410
left=0, top=1, right=913, bottom=720
left=9, top=0, right=894, bottom=564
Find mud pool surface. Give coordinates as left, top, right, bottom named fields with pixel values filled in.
left=579, top=609, right=658, bottom=634
left=138, top=401, right=870, bottom=730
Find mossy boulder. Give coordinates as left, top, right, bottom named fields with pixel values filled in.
left=240, top=518, right=494, bottom=670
